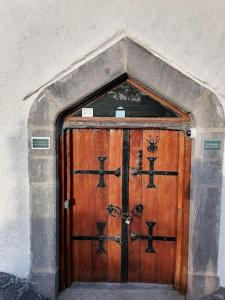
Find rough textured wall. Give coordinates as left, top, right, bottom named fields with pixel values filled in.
left=0, top=0, right=225, bottom=284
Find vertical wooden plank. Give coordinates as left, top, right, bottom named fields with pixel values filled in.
left=107, top=129, right=123, bottom=282
left=77, top=129, right=94, bottom=281
left=65, top=129, right=72, bottom=286
left=59, top=132, right=65, bottom=290
left=91, top=129, right=109, bottom=281
left=71, top=129, right=80, bottom=281
left=179, top=135, right=191, bottom=293
left=175, top=132, right=185, bottom=288
left=156, top=130, right=178, bottom=283
left=141, top=129, right=159, bottom=282
left=128, top=129, right=143, bottom=281
left=121, top=129, right=130, bottom=282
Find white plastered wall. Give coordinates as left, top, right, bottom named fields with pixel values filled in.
left=0, top=0, right=225, bottom=285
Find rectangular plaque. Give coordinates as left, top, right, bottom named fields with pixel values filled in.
left=82, top=107, right=93, bottom=117
left=31, top=137, right=50, bottom=149
left=204, top=140, right=221, bottom=151
left=115, top=107, right=125, bottom=118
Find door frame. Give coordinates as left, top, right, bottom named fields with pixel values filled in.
left=59, top=122, right=191, bottom=294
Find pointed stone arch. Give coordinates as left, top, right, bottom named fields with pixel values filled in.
left=28, top=37, right=224, bottom=299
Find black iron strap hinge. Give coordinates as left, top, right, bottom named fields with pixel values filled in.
left=131, top=157, right=178, bottom=188
left=72, top=156, right=120, bottom=188
left=131, top=221, right=176, bottom=253
left=72, top=222, right=120, bottom=254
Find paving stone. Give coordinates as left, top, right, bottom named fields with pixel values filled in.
left=57, top=283, right=185, bottom=300
left=0, top=272, right=48, bottom=300
left=200, top=287, right=225, bottom=300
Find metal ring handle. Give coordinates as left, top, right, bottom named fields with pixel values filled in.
left=106, top=204, right=121, bottom=217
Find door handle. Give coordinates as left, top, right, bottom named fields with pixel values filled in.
left=106, top=204, right=132, bottom=223
left=131, top=203, right=144, bottom=217
left=106, top=203, right=144, bottom=223
left=147, top=136, right=159, bottom=152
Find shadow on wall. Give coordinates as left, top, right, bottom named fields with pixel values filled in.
left=0, top=122, right=30, bottom=277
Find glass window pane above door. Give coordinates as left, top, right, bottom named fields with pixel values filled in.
left=72, top=81, right=179, bottom=118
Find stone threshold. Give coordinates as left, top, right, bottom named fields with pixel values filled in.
left=58, top=282, right=185, bottom=300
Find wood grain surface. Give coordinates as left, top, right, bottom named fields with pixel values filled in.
left=59, top=128, right=190, bottom=292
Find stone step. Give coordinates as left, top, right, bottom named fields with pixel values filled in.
left=58, top=282, right=185, bottom=300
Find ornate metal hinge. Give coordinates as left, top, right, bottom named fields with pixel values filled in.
left=130, top=221, right=176, bottom=253
left=131, top=157, right=178, bottom=188
left=72, top=222, right=120, bottom=254
left=72, top=156, right=120, bottom=188
left=147, top=136, right=159, bottom=153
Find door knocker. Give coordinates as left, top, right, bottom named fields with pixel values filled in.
left=106, top=203, right=144, bottom=225
left=106, top=204, right=132, bottom=224
left=147, top=136, right=159, bottom=153
left=132, top=203, right=144, bottom=217
left=106, top=204, right=121, bottom=217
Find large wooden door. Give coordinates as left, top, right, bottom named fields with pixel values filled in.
left=129, top=129, right=181, bottom=283
left=59, top=128, right=191, bottom=292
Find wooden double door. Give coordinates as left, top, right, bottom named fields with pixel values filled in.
left=60, top=128, right=190, bottom=292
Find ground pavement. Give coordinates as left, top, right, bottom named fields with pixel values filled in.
left=57, top=282, right=186, bottom=300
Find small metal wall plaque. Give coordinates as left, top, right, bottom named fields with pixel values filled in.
left=204, top=140, right=221, bottom=151
left=31, top=137, right=50, bottom=149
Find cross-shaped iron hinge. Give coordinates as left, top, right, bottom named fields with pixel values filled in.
left=72, top=222, right=121, bottom=254
left=131, top=157, right=178, bottom=188
left=131, top=221, right=176, bottom=253
left=72, top=156, right=120, bottom=188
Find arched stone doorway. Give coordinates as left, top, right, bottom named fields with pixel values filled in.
left=59, top=75, right=191, bottom=291
left=28, top=38, right=224, bottom=300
